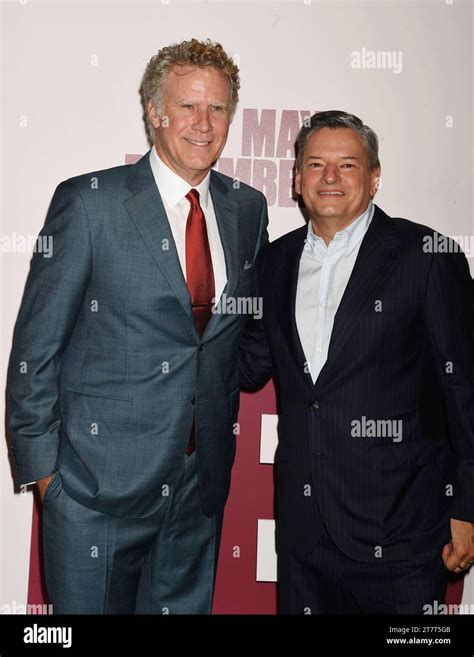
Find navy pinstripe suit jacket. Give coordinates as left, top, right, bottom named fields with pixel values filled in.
left=240, top=205, right=474, bottom=561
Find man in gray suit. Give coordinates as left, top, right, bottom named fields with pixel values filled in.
left=7, top=38, right=268, bottom=614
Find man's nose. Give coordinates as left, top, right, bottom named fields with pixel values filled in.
left=322, top=164, right=339, bottom=183
left=192, top=108, right=212, bottom=132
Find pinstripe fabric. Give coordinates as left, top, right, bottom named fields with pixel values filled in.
left=240, top=206, right=474, bottom=571
left=277, top=506, right=448, bottom=614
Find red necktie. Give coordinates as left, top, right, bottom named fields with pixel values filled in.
left=185, top=189, right=215, bottom=454
left=185, top=189, right=215, bottom=336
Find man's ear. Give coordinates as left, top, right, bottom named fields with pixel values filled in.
left=148, top=100, right=160, bottom=129
left=295, top=167, right=302, bottom=195
left=370, top=166, right=381, bottom=197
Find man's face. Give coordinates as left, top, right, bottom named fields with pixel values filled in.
left=148, top=65, right=232, bottom=185
left=295, top=127, right=380, bottom=225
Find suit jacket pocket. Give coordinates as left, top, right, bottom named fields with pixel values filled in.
left=61, top=389, right=132, bottom=424
left=57, top=390, right=133, bottom=495
left=369, top=439, right=445, bottom=468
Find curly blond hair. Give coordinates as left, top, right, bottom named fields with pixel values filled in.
left=140, top=38, right=240, bottom=144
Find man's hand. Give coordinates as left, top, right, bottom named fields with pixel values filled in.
left=442, top=518, right=474, bottom=573
left=36, top=473, right=56, bottom=503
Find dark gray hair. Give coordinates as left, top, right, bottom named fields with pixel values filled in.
left=296, top=110, right=380, bottom=171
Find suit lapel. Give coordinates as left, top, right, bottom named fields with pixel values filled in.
left=123, top=152, right=196, bottom=331
left=123, top=156, right=239, bottom=342
left=274, top=226, right=314, bottom=390
left=201, top=171, right=240, bottom=341
left=314, top=206, right=401, bottom=391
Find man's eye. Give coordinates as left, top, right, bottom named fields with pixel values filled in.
left=308, top=162, right=322, bottom=168
left=210, top=105, right=224, bottom=112
left=341, top=163, right=355, bottom=168
left=181, top=104, right=194, bottom=110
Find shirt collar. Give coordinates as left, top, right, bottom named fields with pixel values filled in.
left=306, top=201, right=374, bottom=254
left=149, top=145, right=211, bottom=209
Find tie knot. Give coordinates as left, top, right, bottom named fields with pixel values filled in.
left=186, top=189, right=200, bottom=207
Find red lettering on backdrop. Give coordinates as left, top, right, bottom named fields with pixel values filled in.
left=217, top=108, right=314, bottom=207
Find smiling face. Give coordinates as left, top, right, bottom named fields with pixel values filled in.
left=148, top=64, right=232, bottom=185
left=295, top=127, right=380, bottom=228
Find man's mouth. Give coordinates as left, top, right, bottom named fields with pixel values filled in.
left=317, top=191, right=344, bottom=196
left=185, top=138, right=212, bottom=147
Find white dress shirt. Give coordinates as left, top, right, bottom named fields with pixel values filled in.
left=296, top=202, right=374, bottom=383
left=149, top=146, right=227, bottom=303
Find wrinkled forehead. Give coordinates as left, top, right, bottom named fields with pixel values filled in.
left=163, top=64, right=232, bottom=100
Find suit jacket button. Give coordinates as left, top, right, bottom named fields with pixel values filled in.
left=309, top=401, right=320, bottom=410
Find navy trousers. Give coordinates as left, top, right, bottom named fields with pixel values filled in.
left=277, top=502, right=448, bottom=614
left=42, top=451, right=222, bottom=614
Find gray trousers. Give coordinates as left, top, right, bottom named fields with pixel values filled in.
left=42, top=451, right=222, bottom=614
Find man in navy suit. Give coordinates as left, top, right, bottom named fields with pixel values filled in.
left=240, top=110, right=474, bottom=613
left=8, top=39, right=268, bottom=613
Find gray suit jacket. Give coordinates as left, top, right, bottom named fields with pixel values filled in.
left=8, top=151, right=268, bottom=518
